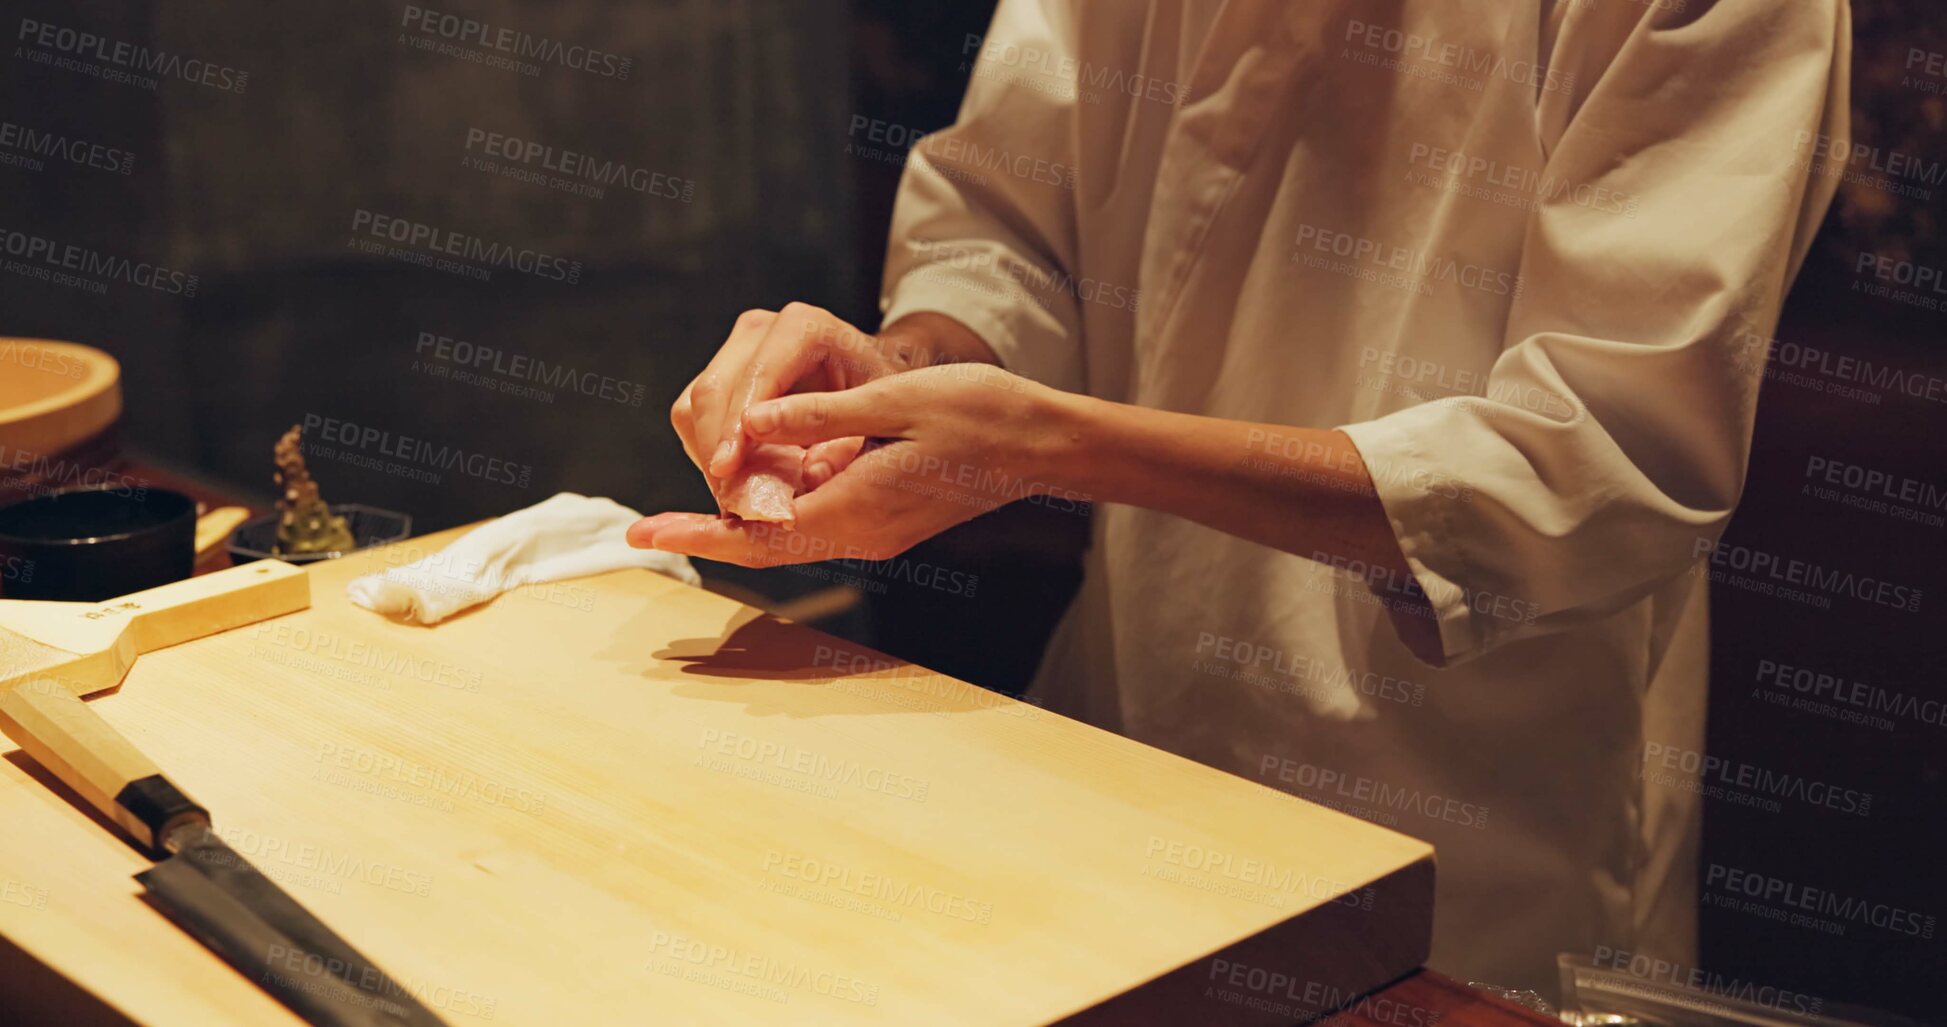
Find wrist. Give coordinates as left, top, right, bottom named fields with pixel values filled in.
left=1020, top=383, right=1110, bottom=504
left=876, top=311, right=1001, bottom=372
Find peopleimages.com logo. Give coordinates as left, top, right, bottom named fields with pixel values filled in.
left=16, top=18, right=248, bottom=93
left=348, top=209, right=581, bottom=285
left=461, top=128, right=693, bottom=202
left=0, top=340, right=90, bottom=380
left=0, top=120, right=134, bottom=175
left=301, top=413, right=534, bottom=488
left=399, top=5, right=631, bottom=80
left=1641, top=742, right=1872, bottom=816
left=0, top=227, right=197, bottom=296
left=1589, top=947, right=1822, bottom=1016
left=1704, top=863, right=1936, bottom=939
left=413, top=331, right=646, bottom=407
left=1691, top=538, right=1923, bottom=614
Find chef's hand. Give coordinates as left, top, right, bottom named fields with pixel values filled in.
left=631, top=364, right=1063, bottom=566
left=670, top=303, right=906, bottom=495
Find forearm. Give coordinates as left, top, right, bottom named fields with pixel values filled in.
left=873, top=324, right=1383, bottom=557
left=1042, top=393, right=1399, bottom=566
left=1035, top=389, right=1441, bottom=654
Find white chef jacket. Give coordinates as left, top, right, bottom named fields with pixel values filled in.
left=880, top=0, right=1848, bottom=998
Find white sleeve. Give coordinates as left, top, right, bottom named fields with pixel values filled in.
left=878, top=0, right=1086, bottom=393
left=1339, top=0, right=1851, bottom=666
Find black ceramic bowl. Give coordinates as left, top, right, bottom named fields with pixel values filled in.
left=0, top=485, right=197, bottom=601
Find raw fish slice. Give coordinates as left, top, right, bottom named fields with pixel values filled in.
left=717, top=443, right=804, bottom=526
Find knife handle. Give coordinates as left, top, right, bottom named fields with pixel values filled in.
left=94, top=558, right=310, bottom=656
left=0, top=676, right=207, bottom=853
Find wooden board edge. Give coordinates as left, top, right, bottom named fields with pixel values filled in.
left=1053, top=855, right=1436, bottom=1027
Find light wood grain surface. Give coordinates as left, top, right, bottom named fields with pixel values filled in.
left=0, top=527, right=1434, bottom=1025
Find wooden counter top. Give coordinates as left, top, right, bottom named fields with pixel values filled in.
left=0, top=526, right=1440, bottom=1025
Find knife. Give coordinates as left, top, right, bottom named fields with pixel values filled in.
left=0, top=562, right=450, bottom=1026
left=0, top=675, right=450, bottom=1027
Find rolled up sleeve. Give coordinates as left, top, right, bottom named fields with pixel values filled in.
left=1339, top=0, right=1851, bottom=666
left=879, top=0, right=1086, bottom=394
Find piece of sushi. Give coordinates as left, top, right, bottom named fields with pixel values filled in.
left=717, top=443, right=804, bottom=527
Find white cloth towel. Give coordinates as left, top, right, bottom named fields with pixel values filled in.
left=346, top=492, right=699, bottom=624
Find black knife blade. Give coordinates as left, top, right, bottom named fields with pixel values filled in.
left=136, top=822, right=450, bottom=1027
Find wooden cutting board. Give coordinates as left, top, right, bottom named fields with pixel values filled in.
left=0, top=527, right=1434, bottom=1026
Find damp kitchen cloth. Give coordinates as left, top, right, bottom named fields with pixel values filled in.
left=346, top=492, right=700, bottom=625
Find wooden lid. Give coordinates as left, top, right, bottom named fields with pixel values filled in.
left=0, top=340, right=122, bottom=465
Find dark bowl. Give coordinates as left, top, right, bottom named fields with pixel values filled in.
left=227, top=504, right=412, bottom=565
left=0, top=485, right=197, bottom=600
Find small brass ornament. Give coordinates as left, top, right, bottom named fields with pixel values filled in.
left=272, top=424, right=356, bottom=556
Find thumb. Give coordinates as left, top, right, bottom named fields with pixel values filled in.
left=742, top=382, right=910, bottom=446
left=802, top=437, right=865, bottom=489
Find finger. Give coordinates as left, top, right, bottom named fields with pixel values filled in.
left=742, top=381, right=912, bottom=448
left=668, top=387, right=724, bottom=497
left=801, top=437, right=865, bottom=490
left=712, top=302, right=843, bottom=478
left=625, top=511, right=693, bottom=549
left=635, top=513, right=823, bottom=568
left=631, top=513, right=758, bottom=564
left=643, top=468, right=904, bottom=567
left=688, top=309, right=776, bottom=477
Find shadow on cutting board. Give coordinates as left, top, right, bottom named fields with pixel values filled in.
left=653, top=608, right=836, bottom=682
left=649, top=607, right=1011, bottom=719
left=4, top=749, right=141, bottom=856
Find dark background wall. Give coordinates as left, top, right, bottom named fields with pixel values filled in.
left=1697, top=4, right=1946, bottom=1017
left=2, top=0, right=1939, bottom=1019
left=6, top=0, right=861, bottom=526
